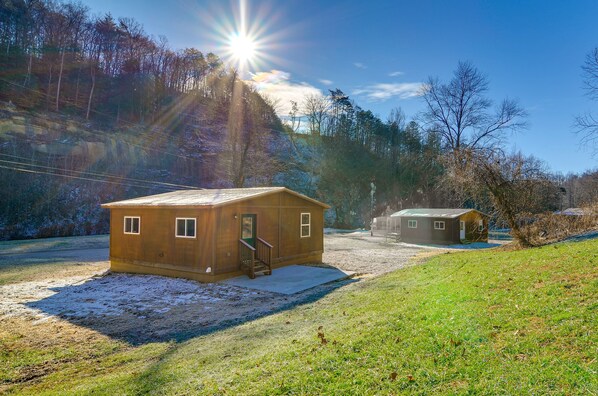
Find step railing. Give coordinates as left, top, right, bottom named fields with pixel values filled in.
left=256, top=237, right=273, bottom=271
left=239, top=239, right=256, bottom=278
left=239, top=237, right=273, bottom=279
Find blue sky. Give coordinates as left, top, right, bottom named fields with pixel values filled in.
left=80, top=0, right=598, bottom=174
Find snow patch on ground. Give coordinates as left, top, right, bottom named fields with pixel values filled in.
left=0, top=233, right=447, bottom=342
left=0, top=271, right=260, bottom=320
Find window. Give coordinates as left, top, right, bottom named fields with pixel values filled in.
left=124, top=216, right=140, bottom=235
left=434, top=221, right=445, bottom=230
left=176, top=218, right=196, bottom=238
left=408, top=220, right=417, bottom=229
left=478, top=219, right=484, bottom=232
left=300, top=212, right=311, bottom=238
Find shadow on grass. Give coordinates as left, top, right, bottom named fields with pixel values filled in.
left=25, top=271, right=357, bottom=346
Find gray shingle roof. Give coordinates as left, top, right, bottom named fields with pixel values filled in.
left=390, top=208, right=483, bottom=218
left=102, top=187, right=329, bottom=208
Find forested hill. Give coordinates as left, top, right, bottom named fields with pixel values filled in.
left=2, top=1, right=596, bottom=240
left=0, top=0, right=451, bottom=240
left=0, top=0, right=289, bottom=239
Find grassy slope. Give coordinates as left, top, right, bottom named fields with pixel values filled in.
left=0, top=235, right=109, bottom=255
left=0, top=235, right=109, bottom=285
left=4, top=240, right=597, bottom=395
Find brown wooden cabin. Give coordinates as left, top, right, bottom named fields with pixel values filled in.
left=101, top=187, right=329, bottom=282
left=391, top=208, right=489, bottom=245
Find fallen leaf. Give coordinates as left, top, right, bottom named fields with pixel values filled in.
left=407, top=375, right=415, bottom=382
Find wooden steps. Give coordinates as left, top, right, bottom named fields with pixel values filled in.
left=239, top=238, right=273, bottom=279
left=248, top=259, right=272, bottom=279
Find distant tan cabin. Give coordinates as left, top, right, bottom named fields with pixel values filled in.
left=101, top=187, right=329, bottom=282
left=391, top=208, right=489, bottom=245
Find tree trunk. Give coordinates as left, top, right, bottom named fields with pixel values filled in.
left=86, top=67, right=95, bottom=120
left=46, top=64, right=53, bottom=110
left=55, top=48, right=65, bottom=111
left=75, top=63, right=81, bottom=107
left=24, top=52, right=32, bottom=86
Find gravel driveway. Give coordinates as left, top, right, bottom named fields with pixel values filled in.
left=323, top=231, right=429, bottom=275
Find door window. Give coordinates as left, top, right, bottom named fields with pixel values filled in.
left=241, top=214, right=257, bottom=247
left=242, top=216, right=253, bottom=239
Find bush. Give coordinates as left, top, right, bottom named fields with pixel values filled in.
left=519, top=204, right=598, bottom=245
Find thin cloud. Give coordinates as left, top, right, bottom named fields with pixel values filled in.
left=389, top=71, right=404, bottom=77
left=352, top=82, right=423, bottom=101
left=319, top=79, right=333, bottom=86
left=250, top=70, right=324, bottom=115
left=353, top=62, right=367, bottom=69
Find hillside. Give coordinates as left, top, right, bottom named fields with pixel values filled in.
left=0, top=100, right=290, bottom=239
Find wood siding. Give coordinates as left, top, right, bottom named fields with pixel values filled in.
left=400, top=217, right=460, bottom=245
left=399, top=211, right=488, bottom=245
left=107, top=190, right=325, bottom=281
left=109, top=207, right=215, bottom=272
left=459, top=211, right=488, bottom=242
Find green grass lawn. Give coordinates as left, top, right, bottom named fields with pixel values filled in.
left=0, top=235, right=109, bottom=255
left=2, top=239, right=596, bottom=395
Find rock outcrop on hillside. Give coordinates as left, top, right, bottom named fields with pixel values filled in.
left=0, top=102, right=291, bottom=239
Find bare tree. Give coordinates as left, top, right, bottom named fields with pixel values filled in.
left=575, top=47, right=598, bottom=156
left=302, top=93, right=329, bottom=136
left=455, top=149, right=557, bottom=247
left=420, top=61, right=544, bottom=245
left=421, top=61, right=527, bottom=152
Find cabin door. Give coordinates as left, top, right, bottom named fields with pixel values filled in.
left=241, top=214, right=257, bottom=248
left=459, top=221, right=466, bottom=240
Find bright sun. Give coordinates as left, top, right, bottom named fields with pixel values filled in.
left=229, top=33, right=256, bottom=63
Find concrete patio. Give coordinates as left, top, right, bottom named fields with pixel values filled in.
left=220, top=265, right=355, bottom=295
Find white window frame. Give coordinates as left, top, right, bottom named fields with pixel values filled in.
left=408, top=220, right=417, bottom=229
left=300, top=212, right=311, bottom=238
left=175, top=217, right=196, bottom=239
left=478, top=219, right=484, bottom=232
left=434, top=221, right=445, bottom=230
left=123, top=216, right=140, bottom=235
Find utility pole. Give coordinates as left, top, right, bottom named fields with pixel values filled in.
left=370, top=178, right=376, bottom=236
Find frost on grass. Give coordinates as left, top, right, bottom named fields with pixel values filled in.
left=0, top=272, right=261, bottom=320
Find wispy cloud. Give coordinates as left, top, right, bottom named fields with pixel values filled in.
left=319, top=79, right=333, bottom=86
left=353, top=62, right=367, bottom=69
left=389, top=71, right=404, bottom=77
left=250, top=70, right=324, bottom=115
left=352, top=82, right=423, bottom=101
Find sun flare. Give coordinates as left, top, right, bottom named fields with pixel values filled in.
left=201, top=0, right=286, bottom=75
left=229, top=32, right=256, bottom=63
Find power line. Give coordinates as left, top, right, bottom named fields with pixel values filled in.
left=0, top=157, right=201, bottom=191
left=0, top=153, right=200, bottom=190
left=0, top=163, right=167, bottom=190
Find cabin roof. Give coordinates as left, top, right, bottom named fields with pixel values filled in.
left=555, top=207, right=587, bottom=216
left=101, top=187, right=330, bottom=209
left=390, top=208, right=486, bottom=219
